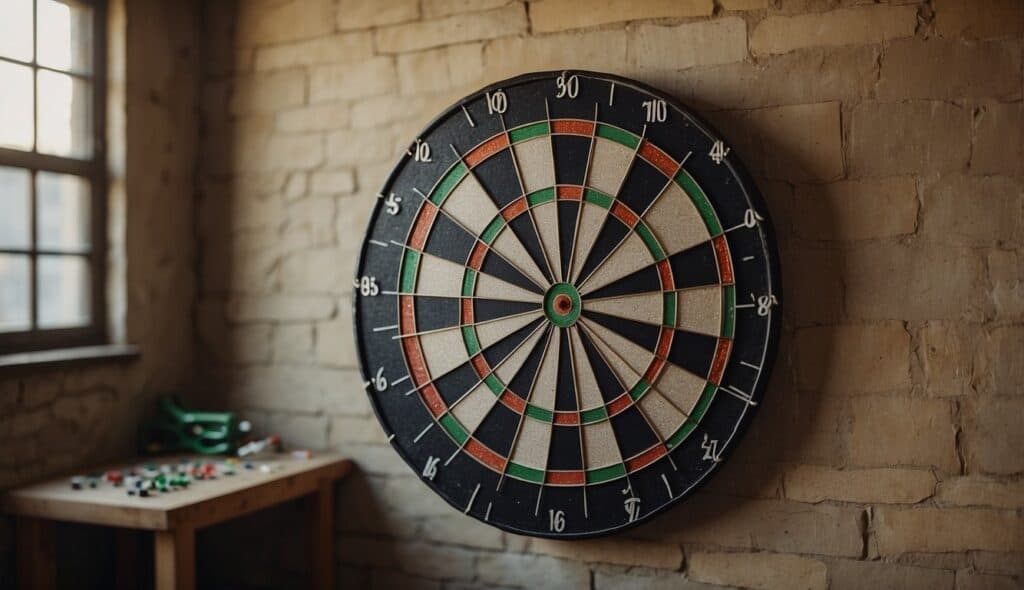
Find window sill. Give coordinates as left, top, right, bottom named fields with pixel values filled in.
left=0, top=344, right=140, bottom=372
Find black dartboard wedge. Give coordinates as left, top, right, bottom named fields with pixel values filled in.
left=353, top=71, right=781, bottom=538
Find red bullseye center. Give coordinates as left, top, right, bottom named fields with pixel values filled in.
left=553, top=294, right=573, bottom=315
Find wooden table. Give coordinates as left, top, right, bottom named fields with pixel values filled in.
left=3, top=453, right=351, bottom=590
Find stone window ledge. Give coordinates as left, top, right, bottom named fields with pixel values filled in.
left=0, top=345, right=140, bottom=372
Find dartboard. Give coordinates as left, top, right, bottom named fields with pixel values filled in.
left=353, top=71, right=780, bottom=538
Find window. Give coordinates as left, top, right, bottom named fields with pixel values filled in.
left=0, top=0, right=106, bottom=353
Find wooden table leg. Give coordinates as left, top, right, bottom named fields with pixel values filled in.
left=305, top=480, right=334, bottom=590
left=154, top=527, right=195, bottom=590
left=15, top=516, right=56, bottom=590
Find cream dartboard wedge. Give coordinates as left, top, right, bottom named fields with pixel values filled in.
left=353, top=71, right=781, bottom=538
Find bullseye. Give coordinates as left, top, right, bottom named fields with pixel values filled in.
left=543, top=283, right=581, bottom=327
left=553, top=294, right=572, bottom=315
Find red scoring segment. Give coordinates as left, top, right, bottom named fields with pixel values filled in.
left=556, top=186, right=583, bottom=200
left=464, top=133, right=509, bottom=168
left=712, top=235, right=734, bottom=284
left=638, top=140, right=678, bottom=177
left=409, top=202, right=438, bottom=250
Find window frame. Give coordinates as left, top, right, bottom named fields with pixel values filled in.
left=0, top=0, right=108, bottom=354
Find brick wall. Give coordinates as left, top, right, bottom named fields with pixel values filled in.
left=208, top=0, right=1019, bottom=587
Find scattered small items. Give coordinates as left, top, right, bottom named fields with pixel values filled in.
left=291, top=449, right=312, bottom=460
left=237, top=435, right=282, bottom=458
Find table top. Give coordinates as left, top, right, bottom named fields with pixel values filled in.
left=2, top=453, right=351, bottom=531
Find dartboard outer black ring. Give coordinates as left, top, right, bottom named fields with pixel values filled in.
left=352, top=70, right=782, bottom=539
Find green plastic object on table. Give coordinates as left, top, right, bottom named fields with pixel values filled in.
left=140, top=396, right=251, bottom=455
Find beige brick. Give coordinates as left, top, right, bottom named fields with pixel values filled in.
left=283, top=173, right=308, bottom=201
left=229, top=324, right=273, bottom=364
left=828, top=559, right=954, bottom=590
left=958, top=572, right=1021, bottom=590
left=280, top=247, right=348, bottom=295
left=260, top=412, right=328, bottom=450
left=531, top=0, right=711, bottom=33
left=627, top=18, right=747, bottom=71
left=335, top=194, right=377, bottom=283
left=310, top=170, right=356, bottom=195
left=594, top=571, right=727, bottom=589
left=326, top=127, right=398, bottom=166
left=417, top=513, right=505, bottom=550
left=921, top=175, right=1023, bottom=247
left=200, top=237, right=281, bottom=293
left=233, top=131, right=324, bottom=172
left=226, top=294, right=336, bottom=322
left=688, top=552, right=827, bottom=590
left=875, top=506, right=1024, bottom=555
left=849, top=396, right=958, bottom=471
left=879, top=39, right=1022, bottom=101
left=849, top=101, right=972, bottom=177
left=475, top=553, right=590, bottom=590
left=397, top=43, right=484, bottom=97
left=336, top=0, right=419, bottom=30
left=219, top=366, right=367, bottom=415
left=758, top=101, right=844, bottom=181
left=972, top=102, right=1023, bottom=175
left=375, top=4, right=527, bottom=54
left=751, top=4, right=917, bottom=56
left=329, top=415, right=386, bottom=445
left=285, top=195, right=338, bottom=248
left=338, top=443, right=410, bottom=475
left=237, top=0, right=335, bottom=46
left=423, top=0, right=511, bottom=18
left=796, top=323, right=911, bottom=395
left=793, top=177, right=918, bottom=241
left=350, top=95, right=428, bottom=130
left=919, top=323, right=981, bottom=397
left=310, top=57, right=397, bottom=103
left=254, top=33, right=373, bottom=72
left=786, top=465, right=935, bottom=504
left=668, top=46, right=878, bottom=111
left=721, top=0, right=769, bottom=9
left=937, top=477, right=1024, bottom=510
left=527, top=537, right=683, bottom=569
left=988, top=250, right=1024, bottom=319
left=638, top=497, right=864, bottom=557
left=843, top=242, right=984, bottom=321
left=228, top=70, right=306, bottom=115
left=964, top=396, right=1024, bottom=474
left=977, top=326, right=1024, bottom=397
left=276, top=103, right=350, bottom=134
left=272, top=323, right=313, bottom=364
left=972, top=551, right=1024, bottom=576
left=317, top=303, right=357, bottom=369
left=377, top=476, right=454, bottom=519
left=935, top=0, right=1024, bottom=40
left=484, top=30, right=627, bottom=81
